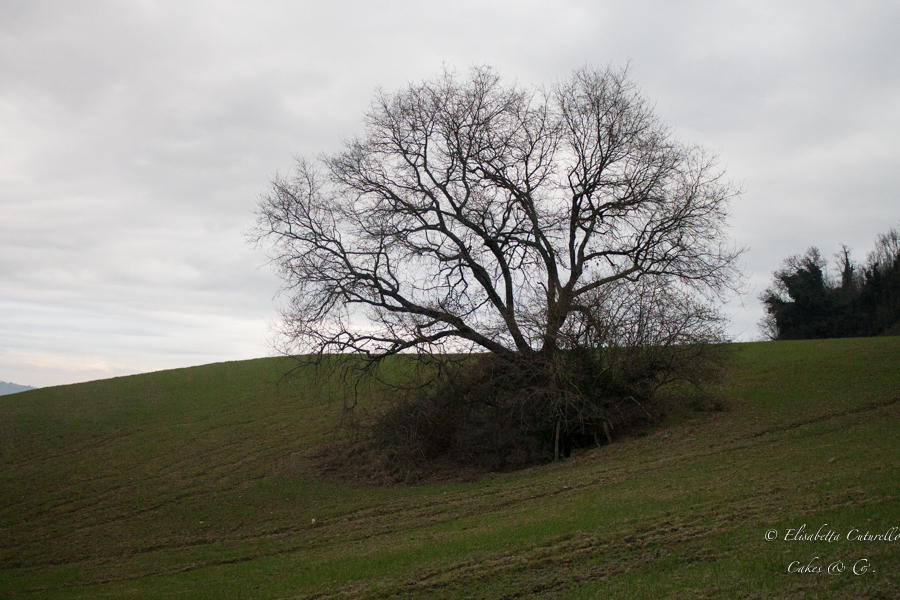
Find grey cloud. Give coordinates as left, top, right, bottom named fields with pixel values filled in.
left=2, top=0, right=897, bottom=385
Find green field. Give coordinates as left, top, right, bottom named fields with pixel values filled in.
left=1, top=338, right=899, bottom=598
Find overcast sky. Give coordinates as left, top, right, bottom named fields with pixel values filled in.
left=2, top=0, right=898, bottom=388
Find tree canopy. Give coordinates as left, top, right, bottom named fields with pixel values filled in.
left=253, top=65, right=743, bottom=362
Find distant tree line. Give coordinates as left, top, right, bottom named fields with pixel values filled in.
left=760, top=226, right=900, bottom=340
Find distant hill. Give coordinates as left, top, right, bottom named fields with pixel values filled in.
left=0, top=381, right=36, bottom=396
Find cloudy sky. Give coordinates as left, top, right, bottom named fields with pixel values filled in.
left=2, top=1, right=898, bottom=388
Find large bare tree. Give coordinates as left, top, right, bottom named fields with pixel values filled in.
left=253, top=65, right=743, bottom=365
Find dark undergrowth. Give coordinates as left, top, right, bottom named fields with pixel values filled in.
left=318, top=347, right=730, bottom=485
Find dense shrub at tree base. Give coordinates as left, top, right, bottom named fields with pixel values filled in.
left=357, top=343, right=729, bottom=479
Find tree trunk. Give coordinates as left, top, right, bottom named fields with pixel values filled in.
left=554, top=420, right=561, bottom=461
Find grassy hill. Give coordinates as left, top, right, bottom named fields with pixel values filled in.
left=1, top=338, right=898, bottom=598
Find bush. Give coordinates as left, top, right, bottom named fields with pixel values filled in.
left=363, top=345, right=728, bottom=477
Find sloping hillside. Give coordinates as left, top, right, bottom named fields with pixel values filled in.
left=1, top=338, right=898, bottom=598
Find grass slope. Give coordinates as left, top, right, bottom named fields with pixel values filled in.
left=1, top=338, right=899, bottom=599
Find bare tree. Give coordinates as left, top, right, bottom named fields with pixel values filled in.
left=254, top=65, right=742, bottom=361
left=253, top=65, right=744, bottom=466
left=866, top=226, right=900, bottom=273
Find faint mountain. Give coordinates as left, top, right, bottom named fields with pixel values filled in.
left=0, top=381, right=36, bottom=396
